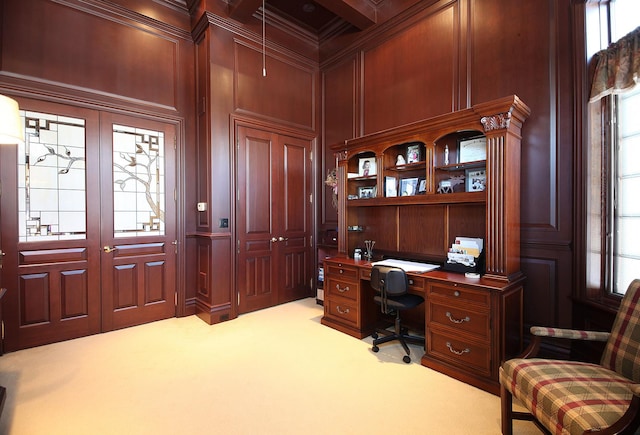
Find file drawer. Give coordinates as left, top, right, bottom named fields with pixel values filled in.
left=428, top=301, right=490, bottom=340
left=325, top=298, right=358, bottom=327
left=427, top=330, right=491, bottom=377
left=325, top=276, right=358, bottom=302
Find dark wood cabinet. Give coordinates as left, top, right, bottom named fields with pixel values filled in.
left=322, top=95, right=530, bottom=394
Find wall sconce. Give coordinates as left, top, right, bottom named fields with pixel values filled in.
left=0, top=94, right=24, bottom=145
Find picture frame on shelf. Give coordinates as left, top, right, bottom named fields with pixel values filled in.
left=458, top=136, right=486, bottom=163
left=466, top=168, right=486, bottom=192
left=417, top=177, right=427, bottom=194
left=400, top=177, right=419, bottom=196
left=358, top=186, right=376, bottom=199
left=406, top=143, right=421, bottom=164
left=358, top=157, right=376, bottom=177
left=385, top=176, right=397, bottom=197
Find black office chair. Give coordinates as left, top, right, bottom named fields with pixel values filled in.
left=370, top=265, right=425, bottom=363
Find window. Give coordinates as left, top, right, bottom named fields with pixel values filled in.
left=612, top=86, right=640, bottom=294
left=585, top=0, right=640, bottom=296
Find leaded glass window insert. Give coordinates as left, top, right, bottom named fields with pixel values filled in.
left=18, top=112, right=86, bottom=242
left=112, top=125, right=165, bottom=237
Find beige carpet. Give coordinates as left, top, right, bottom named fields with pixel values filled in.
left=0, top=298, right=540, bottom=434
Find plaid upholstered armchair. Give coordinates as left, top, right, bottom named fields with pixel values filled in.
left=500, top=279, right=640, bottom=435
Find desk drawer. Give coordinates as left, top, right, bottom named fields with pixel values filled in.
left=408, top=276, right=425, bottom=292
left=428, top=301, right=489, bottom=340
left=325, top=277, right=359, bottom=302
left=427, top=283, right=490, bottom=307
left=325, top=263, right=359, bottom=282
left=325, top=298, right=358, bottom=327
left=427, top=330, right=491, bottom=376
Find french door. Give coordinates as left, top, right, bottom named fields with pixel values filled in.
left=236, top=124, right=313, bottom=314
left=0, top=100, right=177, bottom=351
left=99, top=112, right=177, bottom=331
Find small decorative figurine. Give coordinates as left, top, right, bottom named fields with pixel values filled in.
left=437, top=175, right=465, bottom=194
left=396, top=154, right=406, bottom=165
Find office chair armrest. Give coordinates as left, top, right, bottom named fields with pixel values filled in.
left=516, top=327, right=611, bottom=359
left=530, top=326, right=611, bottom=342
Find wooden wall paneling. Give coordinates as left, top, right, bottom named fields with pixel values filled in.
left=520, top=245, right=574, bottom=330
left=447, top=203, right=485, bottom=247
left=398, top=205, right=446, bottom=258
left=234, top=41, right=316, bottom=131
left=191, top=22, right=236, bottom=324
left=362, top=1, right=460, bottom=133
left=2, top=0, right=183, bottom=110
left=195, top=33, right=211, bottom=231
left=1, top=1, right=196, bottom=325
left=321, top=55, right=359, bottom=227
left=470, top=0, right=575, bottom=328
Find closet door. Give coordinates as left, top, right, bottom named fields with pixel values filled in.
left=236, top=125, right=312, bottom=314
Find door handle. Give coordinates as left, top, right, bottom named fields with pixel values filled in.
left=278, top=236, right=288, bottom=242
left=270, top=237, right=278, bottom=243
left=103, top=246, right=118, bottom=253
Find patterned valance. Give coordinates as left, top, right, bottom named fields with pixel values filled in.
left=590, top=26, right=640, bottom=102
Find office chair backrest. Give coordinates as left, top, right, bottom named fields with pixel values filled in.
left=370, top=265, right=408, bottom=296
left=600, top=279, right=640, bottom=382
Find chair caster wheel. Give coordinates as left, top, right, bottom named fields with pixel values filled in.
left=403, top=355, right=411, bottom=364
left=372, top=332, right=378, bottom=339
left=372, top=345, right=379, bottom=353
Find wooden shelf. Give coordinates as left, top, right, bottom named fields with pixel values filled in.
left=347, top=191, right=486, bottom=206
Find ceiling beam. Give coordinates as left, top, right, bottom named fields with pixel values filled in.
left=228, top=0, right=263, bottom=23
left=313, top=0, right=376, bottom=30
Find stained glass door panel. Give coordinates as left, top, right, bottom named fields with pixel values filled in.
left=100, top=113, right=176, bottom=331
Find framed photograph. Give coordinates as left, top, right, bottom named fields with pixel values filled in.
left=358, top=186, right=376, bottom=199
left=406, top=143, right=421, bottom=164
left=458, top=136, right=487, bottom=163
left=385, top=176, right=397, bottom=197
left=417, top=177, right=427, bottom=194
left=358, top=157, right=376, bottom=177
left=399, top=177, right=419, bottom=196
left=466, top=169, right=486, bottom=192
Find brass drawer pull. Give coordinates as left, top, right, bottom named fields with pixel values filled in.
left=336, top=305, right=350, bottom=315
left=446, top=342, right=470, bottom=356
left=446, top=311, right=470, bottom=324
left=336, top=284, right=350, bottom=293
left=454, top=290, right=460, bottom=297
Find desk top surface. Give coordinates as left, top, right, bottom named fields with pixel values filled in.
left=323, top=256, right=524, bottom=291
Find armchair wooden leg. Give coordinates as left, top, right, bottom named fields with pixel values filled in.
left=501, top=382, right=513, bottom=435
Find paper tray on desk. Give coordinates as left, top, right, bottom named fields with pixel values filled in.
left=442, top=252, right=485, bottom=275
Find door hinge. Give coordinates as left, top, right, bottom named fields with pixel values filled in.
left=174, top=188, right=177, bottom=202
left=310, top=151, right=313, bottom=162
left=174, top=136, right=177, bottom=149
left=310, top=235, right=313, bottom=246
left=237, top=239, right=240, bottom=254
left=309, top=194, right=312, bottom=204
left=174, top=292, right=178, bottom=306
left=237, top=292, right=240, bottom=306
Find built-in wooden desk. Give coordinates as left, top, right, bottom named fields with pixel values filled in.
left=321, top=257, right=523, bottom=395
